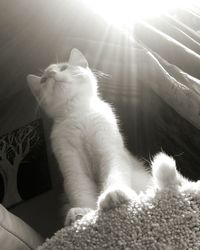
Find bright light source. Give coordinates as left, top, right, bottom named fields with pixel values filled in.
left=84, top=0, right=191, bottom=27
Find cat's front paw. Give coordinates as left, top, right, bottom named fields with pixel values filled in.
left=98, top=186, right=136, bottom=211
left=65, top=207, right=92, bottom=226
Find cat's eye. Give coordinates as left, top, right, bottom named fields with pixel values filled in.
left=60, top=65, right=67, bottom=71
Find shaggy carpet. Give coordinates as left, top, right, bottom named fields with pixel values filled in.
left=37, top=158, right=200, bottom=250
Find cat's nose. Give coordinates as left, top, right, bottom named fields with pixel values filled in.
left=40, top=70, right=57, bottom=84
left=47, top=70, right=56, bottom=77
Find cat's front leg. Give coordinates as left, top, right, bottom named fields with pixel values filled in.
left=62, top=170, right=97, bottom=225
left=52, top=144, right=98, bottom=225
left=97, top=150, right=136, bottom=211
left=98, top=185, right=136, bottom=211
left=65, top=207, right=93, bottom=226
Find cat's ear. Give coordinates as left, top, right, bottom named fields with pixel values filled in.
left=68, top=48, right=88, bottom=68
left=27, top=74, right=41, bottom=95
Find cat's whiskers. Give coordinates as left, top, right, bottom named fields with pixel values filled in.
left=92, top=69, right=110, bottom=79
left=38, top=68, right=45, bottom=76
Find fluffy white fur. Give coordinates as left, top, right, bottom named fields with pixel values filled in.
left=151, top=152, right=189, bottom=190
left=27, top=48, right=153, bottom=225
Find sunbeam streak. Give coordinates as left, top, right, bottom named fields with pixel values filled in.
left=83, top=0, right=195, bottom=27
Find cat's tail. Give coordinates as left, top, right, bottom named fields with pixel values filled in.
left=151, top=152, right=183, bottom=190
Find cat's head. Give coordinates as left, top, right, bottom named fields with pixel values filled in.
left=27, top=48, right=97, bottom=118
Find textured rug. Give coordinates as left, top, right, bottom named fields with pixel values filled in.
left=37, top=155, right=200, bottom=250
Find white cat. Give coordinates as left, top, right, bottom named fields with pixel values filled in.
left=27, top=48, right=152, bottom=225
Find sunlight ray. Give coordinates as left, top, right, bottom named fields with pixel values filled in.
left=83, top=0, right=194, bottom=28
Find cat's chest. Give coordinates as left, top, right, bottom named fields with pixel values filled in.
left=51, top=115, right=100, bottom=177
left=63, top=114, right=97, bottom=137
left=51, top=114, right=100, bottom=151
